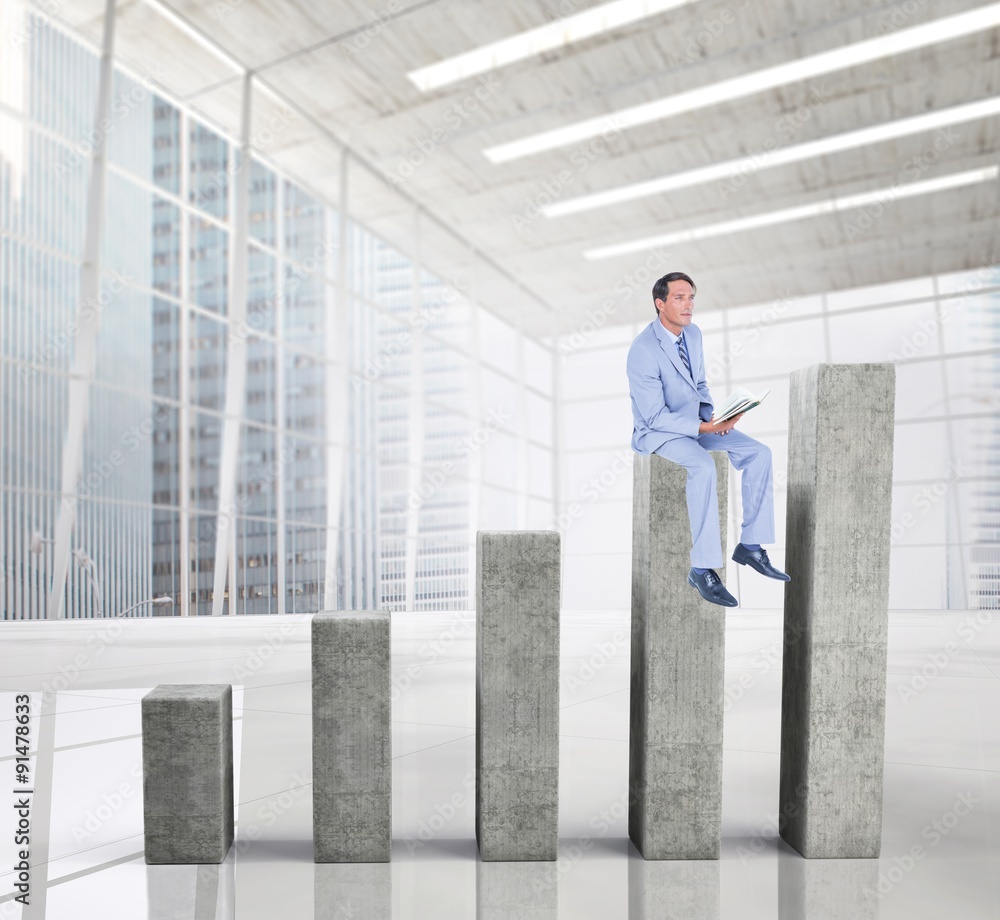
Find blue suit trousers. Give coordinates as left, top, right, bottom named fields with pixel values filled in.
left=653, top=429, right=775, bottom=569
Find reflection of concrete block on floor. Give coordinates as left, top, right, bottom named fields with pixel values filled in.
left=145, top=860, right=235, bottom=920
left=629, top=452, right=728, bottom=859
left=778, top=854, right=879, bottom=919
left=628, top=855, right=720, bottom=919
left=780, top=363, right=895, bottom=858
left=477, top=861, right=557, bottom=919
left=315, top=862, right=390, bottom=919
left=142, top=684, right=234, bottom=864
left=313, top=611, right=391, bottom=862
left=476, top=531, right=560, bottom=861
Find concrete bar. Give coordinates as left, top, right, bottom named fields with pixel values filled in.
left=779, top=363, right=895, bottom=858
left=313, top=611, right=391, bottom=862
left=476, top=531, right=560, bottom=861
left=142, top=684, right=234, bottom=864
left=629, top=452, right=729, bottom=859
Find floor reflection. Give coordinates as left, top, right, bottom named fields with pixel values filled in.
left=315, top=862, right=391, bottom=920
left=476, top=860, right=557, bottom=919
left=627, top=848, right=720, bottom=920
left=777, top=847, right=878, bottom=920
left=146, top=854, right=235, bottom=920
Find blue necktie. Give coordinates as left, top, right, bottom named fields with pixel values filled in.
left=677, top=333, right=692, bottom=378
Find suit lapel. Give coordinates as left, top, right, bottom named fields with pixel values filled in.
left=654, top=326, right=700, bottom=395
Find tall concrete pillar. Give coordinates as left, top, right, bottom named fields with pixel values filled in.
left=313, top=611, right=392, bottom=862
left=141, top=684, right=234, bottom=864
left=779, top=363, right=895, bottom=858
left=629, top=452, right=729, bottom=859
left=476, top=531, right=560, bottom=861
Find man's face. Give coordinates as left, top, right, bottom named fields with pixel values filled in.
left=655, top=279, right=695, bottom=334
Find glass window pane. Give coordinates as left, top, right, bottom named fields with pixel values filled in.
left=153, top=97, right=180, bottom=195
left=286, top=351, right=324, bottom=438
left=151, top=402, right=178, bottom=507
left=152, top=509, right=181, bottom=614
left=153, top=196, right=180, bottom=297
left=190, top=312, right=226, bottom=411
left=245, top=335, right=275, bottom=426
left=189, top=217, right=228, bottom=314
left=191, top=514, right=220, bottom=615
left=284, top=180, right=324, bottom=264
left=236, top=516, right=279, bottom=615
left=239, top=423, right=276, bottom=518
left=152, top=298, right=178, bottom=400
left=284, top=264, right=325, bottom=351
left=247, top=244, right=277, bottom=335
left=249, top=160, right=276, bottom=247
left=192, top=412, right=223, bottom=512
left=189, top=121, right=228, bottom=219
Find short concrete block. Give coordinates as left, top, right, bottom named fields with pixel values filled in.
left=313, top=611, right=391, bottom=863
left=779, top=363, right=895, bottom=858
left=142, top=684, right=234, bottom=864
left=629, top=452, right=729, bottom=859
left=476, top=531, right=560, bottom=861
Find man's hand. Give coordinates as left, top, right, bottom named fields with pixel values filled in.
left=699, top=412, right=744, bottom=436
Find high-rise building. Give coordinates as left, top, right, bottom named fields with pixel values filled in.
left=1, top=12, right=154, bottom=618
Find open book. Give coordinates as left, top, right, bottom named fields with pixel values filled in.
left=711, top=386, right=771, bottom=424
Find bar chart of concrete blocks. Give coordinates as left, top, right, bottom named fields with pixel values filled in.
left=141, top=363, right=895, bottom=865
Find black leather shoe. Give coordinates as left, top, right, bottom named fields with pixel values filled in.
left=732, top=544, right=791, bottom=581
left=687, top=568, right=739, bottom=607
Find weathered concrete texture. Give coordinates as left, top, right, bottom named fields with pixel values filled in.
left=627, top=857, right=720, bottom=919
left=629, top=452, right=728, bottom=860
left=777, top=854, right=879, bottom=920
left=142, top=684, right=234, bottom=864
left=313, top=611, right=391, bottom=862
left=477, top=861, right=558, bottom=919
left=476, top=531, right=560, bottom=861
left=779, top=363, right=895, bottom=858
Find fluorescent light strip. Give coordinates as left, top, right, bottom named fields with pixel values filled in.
left=139, top=0, right=244, bottom=73
left=408, top=0, right=694, bottom=92
left=583, top=165, right=1000, bottom=260
left=486, top=2, right=1000, bottom=163
left=545, top=97, right=1000, bottom=217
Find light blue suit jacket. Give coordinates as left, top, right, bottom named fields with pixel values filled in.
left=626, top=319, right=714, bottom=454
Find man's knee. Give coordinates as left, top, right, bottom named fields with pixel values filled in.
left=688, top=453, right=717, bottom=484
left=735, top=435, right=771, bottom=468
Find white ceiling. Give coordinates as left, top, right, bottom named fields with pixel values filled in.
left=59, top=0, right=1000, bottom=338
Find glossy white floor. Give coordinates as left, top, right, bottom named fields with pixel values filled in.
left=0, top=607, right=997, bottom=920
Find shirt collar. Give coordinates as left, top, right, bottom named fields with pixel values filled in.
left=652, top=317, right=683, bottom=346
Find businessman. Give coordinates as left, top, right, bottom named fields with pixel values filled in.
left=626, top=271, right=789, bottom=607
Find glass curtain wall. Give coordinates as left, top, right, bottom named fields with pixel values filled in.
left=0, top=6, right=555, bottom=618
